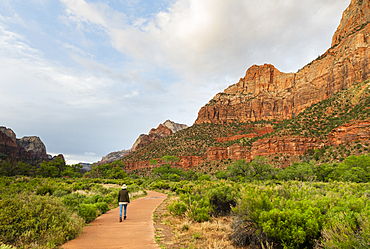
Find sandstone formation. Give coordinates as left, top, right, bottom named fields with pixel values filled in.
left=216, top=125, right=274, bottom=143
left=207, top=144, right=250, bottom=161
left=195, top=0, right=370, bottom=124
left=18, top=136, right=48, bottom=160
left=0, top=127, right=16, bottom=142
left=131, top=120, right=188, bottom=152
left=328, top=121, right=370, bottom=146
left=0, top=126, right=48, bottom=160
left=250, top=137, right=324, bottom=159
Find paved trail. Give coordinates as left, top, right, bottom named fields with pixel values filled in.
left=62, top=191, right=167, bottom=249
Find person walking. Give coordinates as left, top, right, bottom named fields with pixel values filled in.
left=118, top=184, right=130, bottom=222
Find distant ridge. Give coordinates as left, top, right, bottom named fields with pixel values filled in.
left=98, top=120, right=188, bottom=164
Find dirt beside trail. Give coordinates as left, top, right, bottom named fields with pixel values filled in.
left=62, top=190, right=167, bottom=249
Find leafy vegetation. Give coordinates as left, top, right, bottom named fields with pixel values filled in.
left=0, top=176, right=145, bottom=248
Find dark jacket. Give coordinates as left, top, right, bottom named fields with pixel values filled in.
left=118, top=189, right=130, bottom=203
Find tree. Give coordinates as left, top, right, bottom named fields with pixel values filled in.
left=314, top=163, right=335, bottom=182
left=150, top=159, right=158, bottom=166
left=278, top=162, right=315, bottom=181
left=161, top=155, right=180, bottom=166
left=228, top=157, right=274, bottom=182
left=62, top=164, right=83, bottom=178
left=334, top=155, right=370, bottom=182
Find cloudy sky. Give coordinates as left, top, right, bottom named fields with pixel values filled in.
left=0, top=0, right=350, bottom=164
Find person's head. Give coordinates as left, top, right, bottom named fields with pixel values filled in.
left=121, top=184, right=127, bottom=189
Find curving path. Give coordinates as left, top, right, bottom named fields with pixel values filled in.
left=62, top=190, right=167, bottom=249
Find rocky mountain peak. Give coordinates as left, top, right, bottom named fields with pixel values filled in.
left=18, top=136, right=48, bottom=160
left=163, top=120, right=188, bottom=133
left=0, top=126, right=16, bottom=143
left=331, top=0, right=370, bottom=47
left=0, top=127, right=48, bottom=160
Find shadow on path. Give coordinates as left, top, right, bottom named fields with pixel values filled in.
left=62, top=190, right=167, bottom=249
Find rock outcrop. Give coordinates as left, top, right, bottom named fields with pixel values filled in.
left=195, top=0, right=370, bottom=124
left=131, top=120, right=188, bottom=152
left=99, top=149, right=131, bottom=165
left=100, top=120, right=188, bottom=164
left=328, top=121, right=370, bottom=146
left=18, top=136, right=48, bottom=160
left=0, top=127, right=48, bottom=160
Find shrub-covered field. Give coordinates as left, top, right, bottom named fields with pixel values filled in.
left=0, top=177, right=145, bottom=249
left=2, top=154, right=370, bottom=248
left=154, top=179, right=370, bottom=249
left=146, top=155, right=370, bottom=248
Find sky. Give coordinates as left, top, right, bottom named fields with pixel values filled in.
left=0, top=0, right=351, bottom=164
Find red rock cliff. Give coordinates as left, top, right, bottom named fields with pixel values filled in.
left=195, top=0, right=370, bottom=124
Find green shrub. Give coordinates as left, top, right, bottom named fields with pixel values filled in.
left=168, top=200, right=187, bottom=217
left=94, top=202, right=109, bottom=214
left=208, top=183, right=239, bottom=216
left=36, top=184, right=54, bottom=195
left=215, top=171, right=228, bottom=180
left=78, top=204, right=97, bottom=223
left=181, top=193, right=211, bottom=222
left=259, top=206, right=323, bottom=248
left=149, top=180, right=170, bottom=190
left=62, top=193, right=87, bottom=211
left=198, top=175, right=211, bottom=181
left=0, top=194, right=83, bottom=248
left=0, top=244, right=16, bottom=249
left=320, top=208, right=370, bottom=247
left=52, top=189, right=69, bottom=197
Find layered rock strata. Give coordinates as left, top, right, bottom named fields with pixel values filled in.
left=195, top=0, right=370, bottom=124
left=328, top=121, right=370, bottom=146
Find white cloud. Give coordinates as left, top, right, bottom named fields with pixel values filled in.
left=59, top=0, right=350, bottom=86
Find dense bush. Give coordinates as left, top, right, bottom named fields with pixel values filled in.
left=168, top=199, right=187, bottom=217
left=207, top=183, right=239, bottom=216
left=0, top=194, right=83, bottom=248
left=231, top=181, right=370, bottom=248
left=78, top=204, right=97, bottom=223
left=168, top=181, right=240, bottom=222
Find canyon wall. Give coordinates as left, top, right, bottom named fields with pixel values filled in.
left=195, top=0, right=370, bottom=124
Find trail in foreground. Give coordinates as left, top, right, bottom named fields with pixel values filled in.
left=62, top=190, right=167, bottom=249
